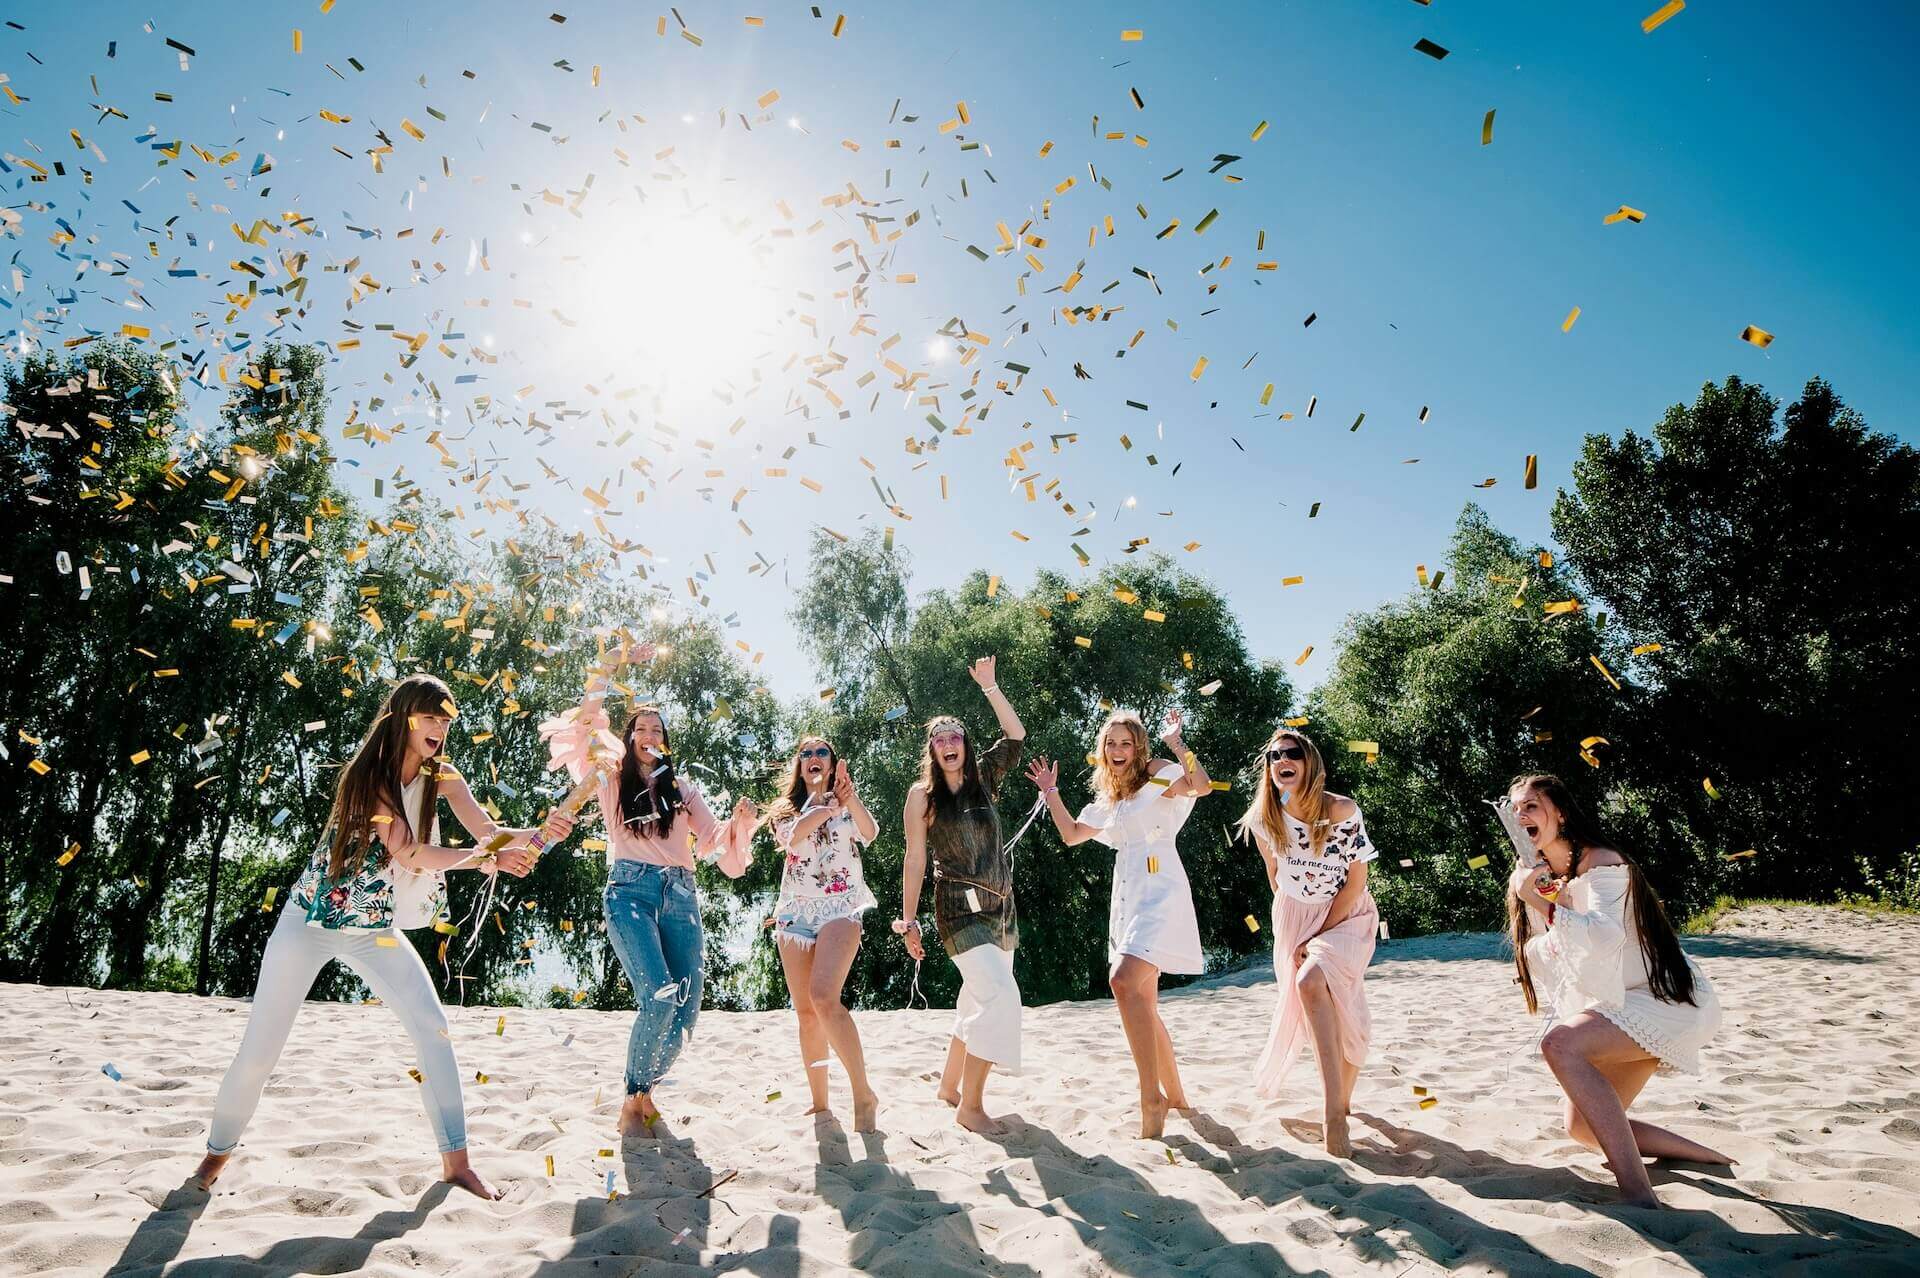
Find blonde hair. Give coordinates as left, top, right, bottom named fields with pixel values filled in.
left=1090, top=710, right=1153, bottom=803
left=1236, top=728, right=1331, bottom=856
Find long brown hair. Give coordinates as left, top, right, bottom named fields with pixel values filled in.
left=1237, top=728, right=1332, bottom=856
left=323, top=674, right=450, bottom=878
left=765, top=735, right=837, bottom=828
left=1506, top=773, right=1697, bottom=1014
left=1090, top=710, right=1153, bottom=803
left=918, top=717, right=989, bottom=823
left=616, top=704, right=682, bottom=839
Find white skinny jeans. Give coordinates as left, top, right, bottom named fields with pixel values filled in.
left=205, top=904, right=467, bottom=1155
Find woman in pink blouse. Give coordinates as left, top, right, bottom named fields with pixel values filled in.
left=545, top=643, right=757, bottom=1137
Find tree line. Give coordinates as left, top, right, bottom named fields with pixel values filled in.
left=4, top=342, right=1914, bottom=1012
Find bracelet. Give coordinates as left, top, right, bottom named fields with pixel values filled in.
left=1044, top=786, right=1058, bottom=794
left=982, top=684, right=1000, bottom=694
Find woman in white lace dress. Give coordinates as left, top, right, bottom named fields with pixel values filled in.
left=1506, top=773, right=1733, bottom=1207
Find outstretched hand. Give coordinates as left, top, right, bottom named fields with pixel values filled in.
left=831, top=760, right=856, bottom=805
left=732, top=797, right=760, bottom=827
left=969, top=656, right=997, bottom=690
left=1160, top=707, right=1186, bottom=747
left=1025, top=756, right=1060, bottom=793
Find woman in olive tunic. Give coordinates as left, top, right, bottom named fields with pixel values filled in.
left=898, top=656, right=1027, bottom=1134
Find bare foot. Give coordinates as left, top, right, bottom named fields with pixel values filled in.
left=804, top=1103, right=830, bottom=1117
left=192, top=1152, right=231, bottom=1190
left=618, top=1092, right=661, bottom=1137
left=935, top=1085, right=962, bottom=1108
left=853, top=1089, right=880, bottom=1133
left=1161, top=1087, right=1192, bottom=1112
left=1620, top=1191, right=1663, bottom=1210
left=443, top=1165, right=503, bottom=1200
left=1138, top=1094, right=1169, bottom=1140
left=955, top=1102, right=1006, bottom=1135
left=1323, top=1111, right=1352, bottom=1159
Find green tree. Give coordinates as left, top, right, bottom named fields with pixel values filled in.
left=1308, top=505, right=1673, bottom=934
left=1552, top=376, right=1920, bottom=899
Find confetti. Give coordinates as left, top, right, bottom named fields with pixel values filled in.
left=101, top=1062, right=123, bottom=1082
left=1641, top=0, right=1685, bottom=33
left=1245, top=914, right=1261, bottom=933
left=1741, top=325, right=1775, bottom=348
left=1466, top=854, right=1490, bottom=869
left=1562, top=306, right=1581, bottom=333
left=545, top=1155, right=555, bottom=1176
left=1413, top=38, right=1449, bottom=60
left=1121, top=29, right=1144, bottom=41
left=1703, top=777, right=1721, bottom=800
left=1482, top=109, right=1495, bottom=145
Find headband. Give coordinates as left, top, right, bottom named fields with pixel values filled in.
left=927, top=716, right=966, bottom=738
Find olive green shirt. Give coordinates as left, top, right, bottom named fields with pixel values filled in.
left=927, top=736, right=1023, bottom=957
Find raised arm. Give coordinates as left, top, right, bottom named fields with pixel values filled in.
left=1025, top=756, right=1103, bottom=846
left=1155, top=709, right=1213, bottom=799
left=971, top=656, right=1025, bottom=741
left=897, top=784, right=931, bottom=960
left=834, top=761, right=881, bottom=844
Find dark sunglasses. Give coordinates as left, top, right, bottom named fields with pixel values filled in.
left=1267, top=746, right=1308, bottom=762
left=799, top=746, right=833, bottom=760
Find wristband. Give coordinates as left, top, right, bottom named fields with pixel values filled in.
left=982, top=684, right=1000, bottom=694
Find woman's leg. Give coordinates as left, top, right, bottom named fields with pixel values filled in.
left=345, top=934, right=497, bottom=1200
left=937, top=1037, right=967, bottom=1107
left=197, top=910, right=333, bottom=1186
left=805, top=918, right=879, bottom=1132
left=602, top=871, right=673, bottom=1133
left=1110, top=956, right=1168, bottom=1138
left=1540, top=1012, right=1673, bottom=1206
left=1295, top=959, right=1351, bottom=1157
left=777, top=934, right=832, bottom=1114
left=1562, top=1055, right=1736, bottom=1165
left=949, top=945, right=1020, bottom=1135
left=1153, top=1012, right=1190, bottom=1110
left=650, top=872, right=707, bottom=1088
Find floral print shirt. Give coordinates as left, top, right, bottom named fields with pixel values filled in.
left=773, top=804, right=880, bottom=926
left=290, top=775, right=442, bottom=930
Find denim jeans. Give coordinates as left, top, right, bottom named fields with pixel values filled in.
left=603, top=860, right=706, bottom=1096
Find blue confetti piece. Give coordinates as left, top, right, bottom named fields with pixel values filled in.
left=101, top=1063, right=122, bottom=1082
left=883, top=705, right=908, bottom=722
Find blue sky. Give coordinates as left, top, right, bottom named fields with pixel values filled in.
left=6, top=0, right=1917, bottom=705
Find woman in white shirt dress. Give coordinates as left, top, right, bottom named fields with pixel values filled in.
left=1028, top=709, right=1214, bottom=1139
left=1506, top=773, right=1732, bottom=1208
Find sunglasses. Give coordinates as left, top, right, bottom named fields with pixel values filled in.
left=799, top=746, right=833, bottom=760
left=1267, top=746, right=1308, bottom=762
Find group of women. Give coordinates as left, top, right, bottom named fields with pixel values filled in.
left=192, top=648, right=1732, bottom=1212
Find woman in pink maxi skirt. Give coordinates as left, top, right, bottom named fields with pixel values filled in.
left=1238, top=727, right=1379, bottom=1157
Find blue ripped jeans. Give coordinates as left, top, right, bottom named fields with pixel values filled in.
left=603, top=860, right=706, bottom=1096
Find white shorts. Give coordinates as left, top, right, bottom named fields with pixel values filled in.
left=951, top=943, right=1022, bottom=1071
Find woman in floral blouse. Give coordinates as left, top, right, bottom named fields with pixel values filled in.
left=765, top=736, right=882, bottom=1131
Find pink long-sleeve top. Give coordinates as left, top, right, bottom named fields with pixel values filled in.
left=579, top=688, right=751, bottom=876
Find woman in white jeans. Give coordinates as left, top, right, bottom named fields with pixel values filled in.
left=193, top=675, right=564, bottom=1199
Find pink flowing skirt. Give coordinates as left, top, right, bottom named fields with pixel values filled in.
left=1255, top=889, right=1378, bottom=1099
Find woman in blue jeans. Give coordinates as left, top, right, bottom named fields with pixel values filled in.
left=545, top=645, right=756, bottom=1136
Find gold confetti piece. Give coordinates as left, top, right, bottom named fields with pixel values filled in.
left=1725, top=848, right=1757, bottom=860
left=1418, top=1096, right=1439, bottom=1110
left=1562, top=306, right=1580, bottom=333
left=292, top=29, right=304, bottom=53
left=129, top=750, right=151, bottom=765
left=1603, top=205, right=1648, bottom=225
left=1190, top=356, right=1209, bottom=380
left=1346, top=741, right=1380, bottom=754
left=745, top=15, right=764, bottom=26
left=1482, top=109, right=1495, bottom=145
left=1590, top=654, right=1623, bottom=690
left=766, top=1090, right=782, bottom=1102
left=1194, top=208, right=1220, bottom=234
left=1641, top=0, right=1685, bottom=33
left=1209, top=780, right=1232, bottom=792
left=1412, top=1085, right=1429, bottom=1096
left=832, top=13, right=846, bottom=37
left=408, top=1068, right=424, bottom=1084
left=1525, top=455, right=1539, bottom=489
left=757, top=89, right=780, bottom=109
left=1074, top=635, right=1093, bottom=648
left=1703, top=777, right=1722, bottom=799
left=1283, top=717, right=1311, bottom=728
left=262, top=887, right=277, bottom=912
left=496, top=1015, right=507, bottom=1036
left=1250, top=120, right=1268, bottom=141
left=57, top=843, right=80, bottom=866
left=1166, top=1149, right=1177, bottom=1164
left=474, top=1071, right=489, bottom=1084
left=1121, top=28, right=1144, bottom=41
left=545, top=1155, right=555, bottom=1176
left=598, top=1148, right=615, bottom=1158
left=1294, top=646, right=1314, bottom=666
left=1741, top=325, right=1775, bottom=348
left=1632, top=642, right=1664, bottom=656
left=1466, top=854, right=1490, bottom=869
left=1143, top=609, right=1166, bottom=622
left=1281, top=575, right=1304, bottom=587
left=1147, top=857, right=1160, bottom=874
left=1245, top=915, right=1261, bottom=933
left=376, top=936, right=400, bottom=947
left=1543, top=600, right=1580, bottom=615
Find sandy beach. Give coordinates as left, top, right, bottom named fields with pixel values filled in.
left=3, top=903, right=1916, bottom=1276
